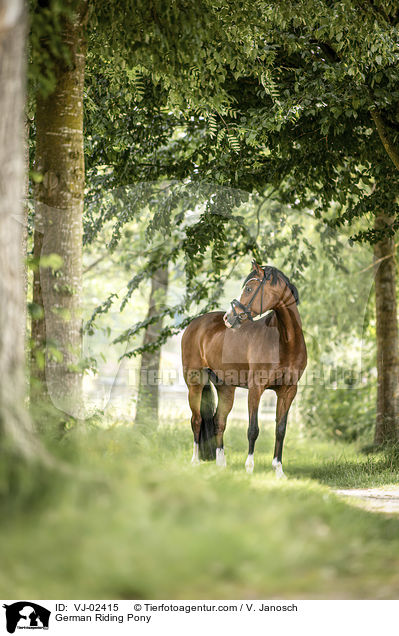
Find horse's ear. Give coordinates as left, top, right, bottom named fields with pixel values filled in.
left=251, top=259, right=263, bottom=276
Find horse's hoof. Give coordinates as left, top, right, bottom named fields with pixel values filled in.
left=191, top=457, right=200, bottom=466
left=216, top=448, right=226, bottom=468
left=245, top=454, right=254, bottom=474
left=272, top=459, right=286, bottom=479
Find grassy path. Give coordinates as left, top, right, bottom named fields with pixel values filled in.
left=1, top=422, right=399, bottom=599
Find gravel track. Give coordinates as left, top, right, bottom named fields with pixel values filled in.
left=334, top=488, right=399, bottom=515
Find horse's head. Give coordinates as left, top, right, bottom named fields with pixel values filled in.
left=223, top=259, right=299, bottom=329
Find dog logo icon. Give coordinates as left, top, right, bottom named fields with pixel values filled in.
left=2, top=602, right=50, bottom=633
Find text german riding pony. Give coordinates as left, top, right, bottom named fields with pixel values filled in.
left=181, top=260, right=307, bottom=477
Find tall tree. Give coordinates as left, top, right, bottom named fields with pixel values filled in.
left=0, top=0, right=35, bottom=457
left=32, top=0, right=87, bottom=417
left=135, top=265, right=168, bottom=429
left=374, top=208, right=399, bottom=444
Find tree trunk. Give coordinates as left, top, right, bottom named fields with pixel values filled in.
left=22, top=119, right=29, bottom=347
left=135, top=265, right=169, bottom=429
left=30, top=230, right=48, bottom=402
left=0, top=1, right=35, bottom=456
left=32, top=2, right=87, bottom=418
left=374, top=210, right=399, bottom=444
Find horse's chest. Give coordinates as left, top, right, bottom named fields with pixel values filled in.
left=248, top=326, right=280, bottom=363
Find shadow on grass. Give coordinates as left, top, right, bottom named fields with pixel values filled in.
left=226, top=455, right=399, bottom=489
left=287, top=454, right=399, bottom=489
left=131, top=420, right=399, bottom=491
left=209, top=425, right=399, bottom=490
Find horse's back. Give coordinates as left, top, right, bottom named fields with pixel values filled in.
left=182, top=311, right=225, bottom=344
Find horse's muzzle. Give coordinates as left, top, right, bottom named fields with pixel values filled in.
left=223, top=311, right=241, bottom=329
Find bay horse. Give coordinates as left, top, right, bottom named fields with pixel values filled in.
left=181, top=260, right=307, bottom=477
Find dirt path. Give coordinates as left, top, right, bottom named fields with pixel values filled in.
left=334, top=487, right=399, bottom=515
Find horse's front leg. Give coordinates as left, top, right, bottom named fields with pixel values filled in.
left=272, top=385, right=297, bottom=478
left=245, top=387, right=263, bottom=474
left=215, top=385, right=236, bottom=467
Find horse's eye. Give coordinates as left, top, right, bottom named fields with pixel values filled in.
left=245, top=286, right=252, bottom=294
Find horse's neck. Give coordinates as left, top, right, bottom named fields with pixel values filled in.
left=274, top=291, right=302, bottom=344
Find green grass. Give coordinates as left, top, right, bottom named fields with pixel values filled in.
left=1, top=420, right=399, bottom=600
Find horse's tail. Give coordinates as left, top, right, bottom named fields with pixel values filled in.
left=199, top=381, right=217, bottom=460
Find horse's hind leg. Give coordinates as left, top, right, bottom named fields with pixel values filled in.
left=272, top=385, right=297, bottom=478
left=214, top=385, right=235, bottom=467
left=188, top=383, right=205, bottom=464
left=245, top=387, right=263, bottom=474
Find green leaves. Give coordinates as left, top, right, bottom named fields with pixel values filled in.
left=79, top=0, right=399, bottom=364
left=207, top=113, right=218, bottom=138
left=29, top=0, right=77, bottom=96
left=227, top=132, right=240, bottom=153
left=126, top=68, right=146, bottom=103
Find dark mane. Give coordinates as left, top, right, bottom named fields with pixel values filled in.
left=243, top=266, right=300, bottom=305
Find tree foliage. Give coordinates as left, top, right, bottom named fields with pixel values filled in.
left=81, top=1, right=399, bottom=358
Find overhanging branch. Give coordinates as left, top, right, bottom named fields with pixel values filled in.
left=370, top=107, right=399, bottom=172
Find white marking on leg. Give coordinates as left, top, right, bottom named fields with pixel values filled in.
left=245, top=454, right=254, bottom=474
left=191, top=441, right=200, bottom=465
left=216, top=447, right=226, bottom=467
left=272, top=457, right=286, bottom=479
